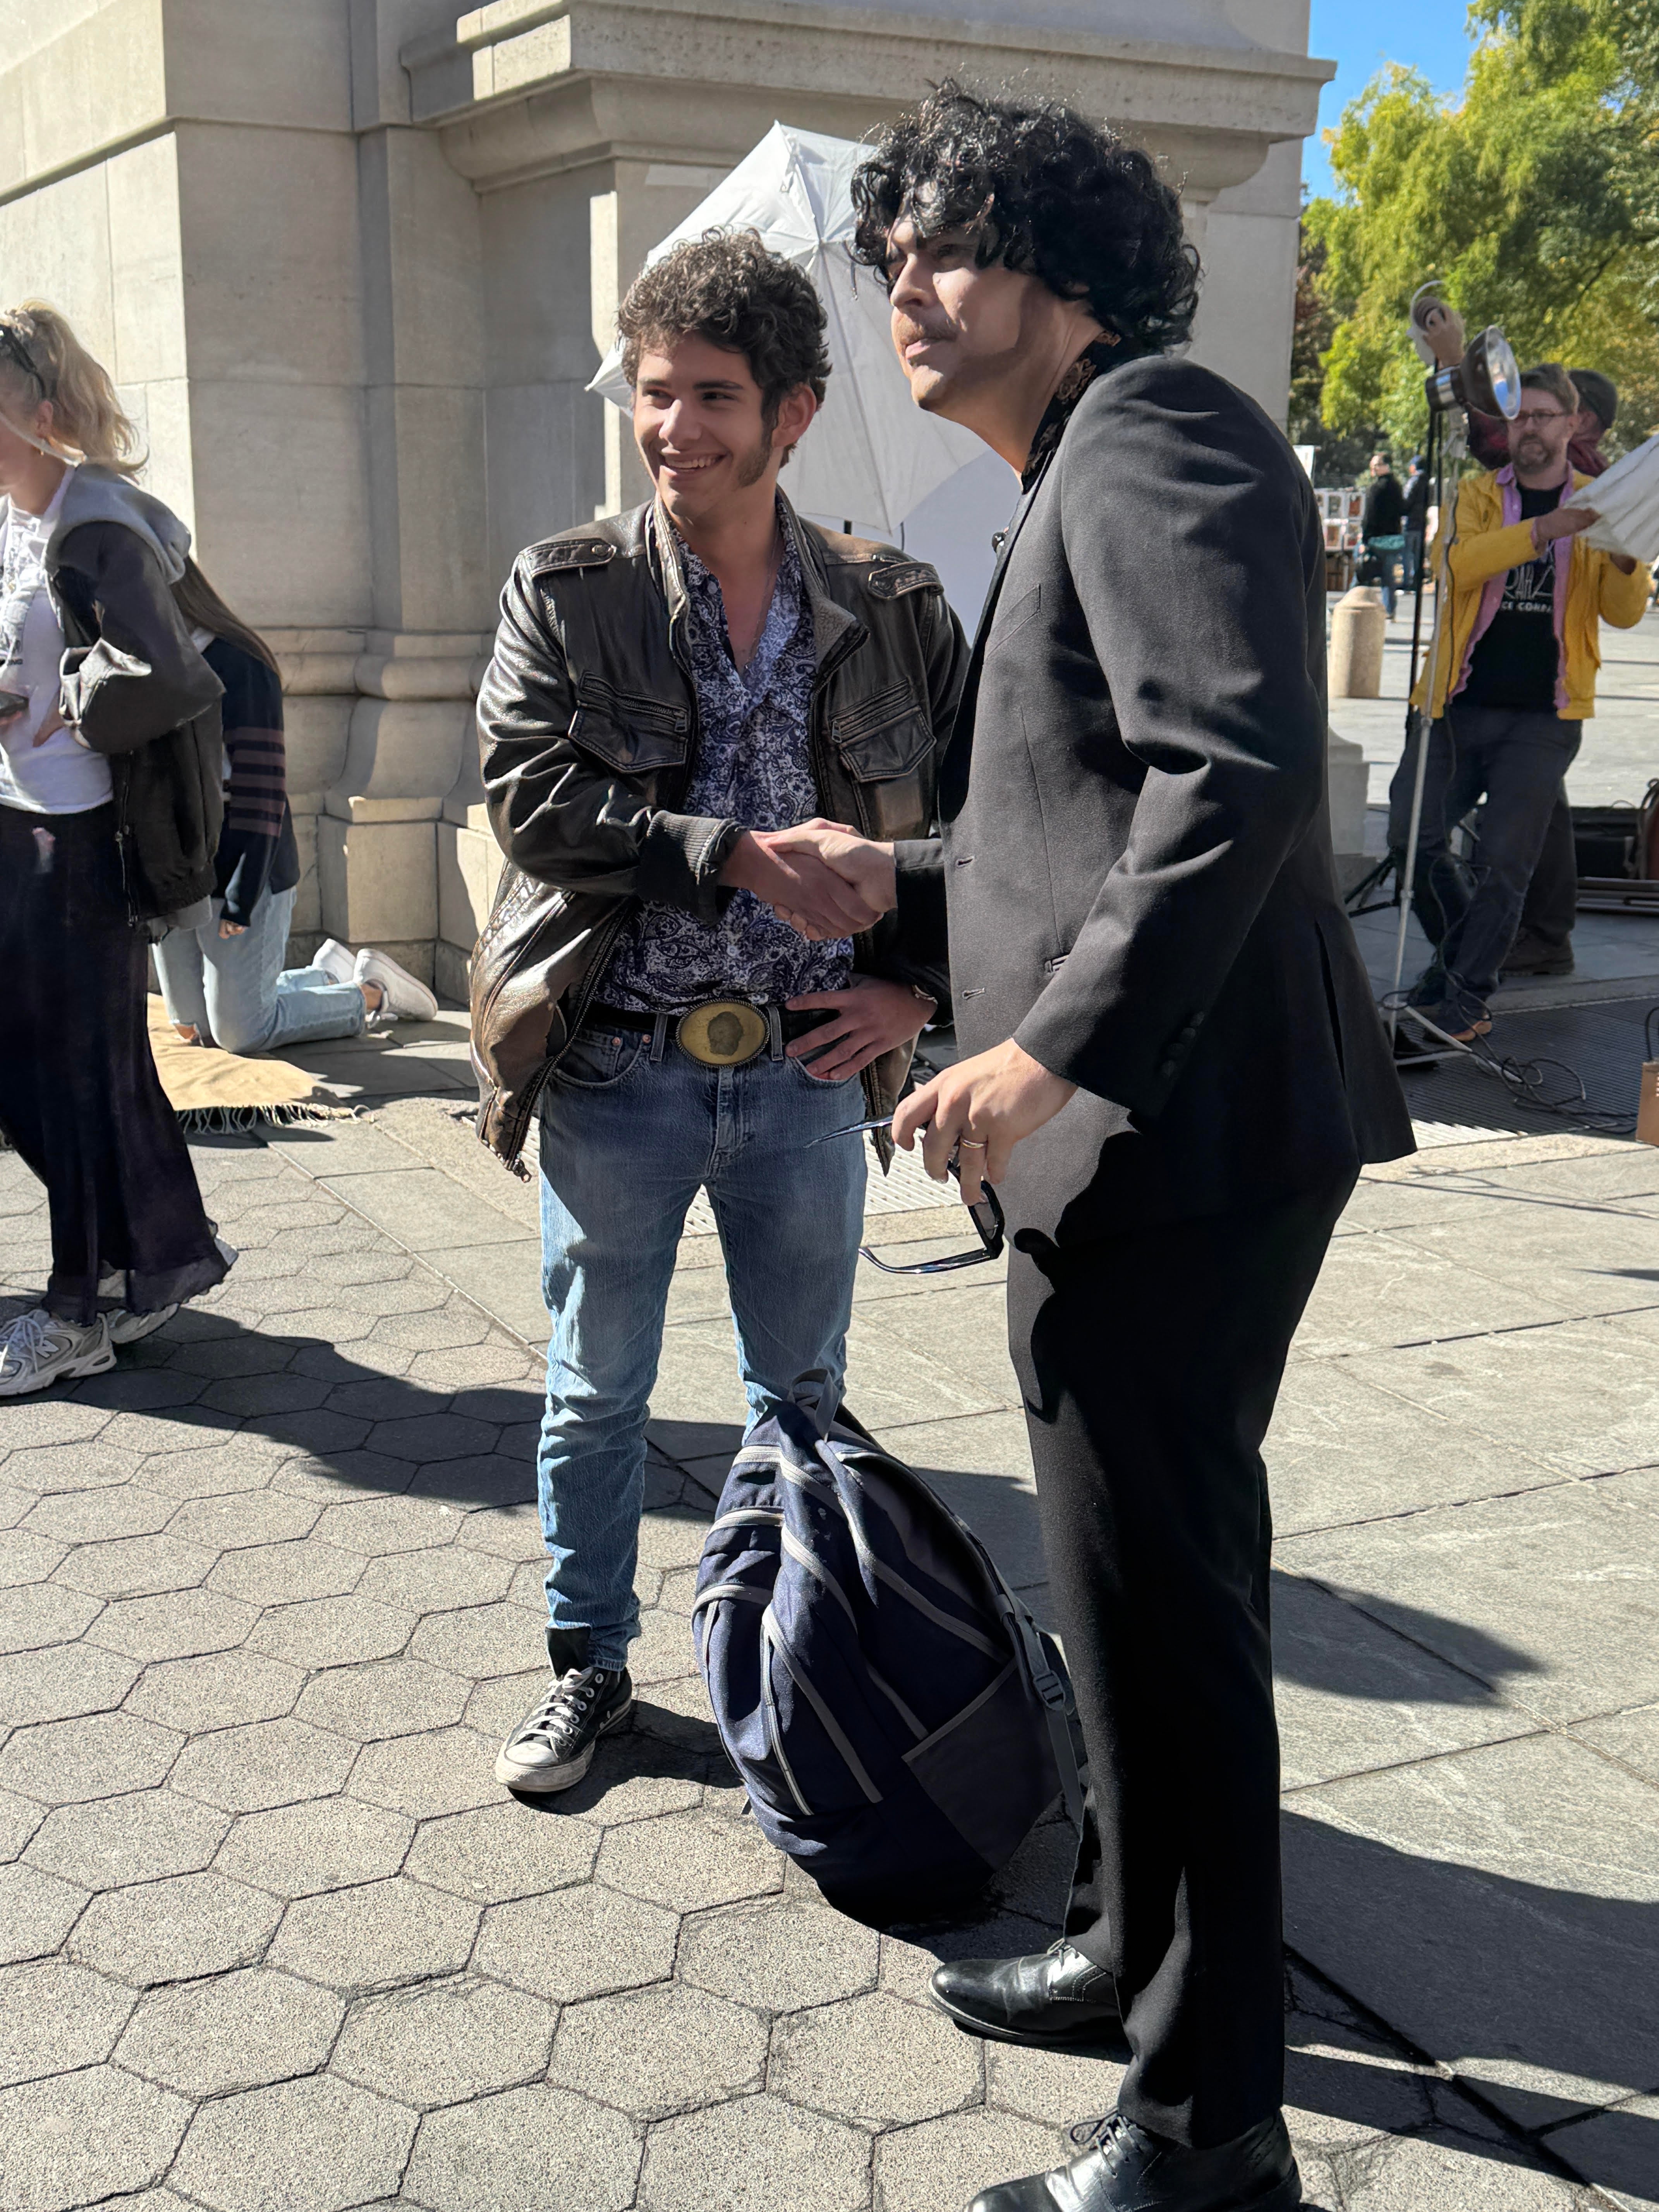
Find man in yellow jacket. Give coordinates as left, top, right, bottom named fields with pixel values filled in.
left=1395, top=361, right=1649, bottom=1041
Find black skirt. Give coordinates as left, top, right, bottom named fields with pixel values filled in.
left=0, top=800, right=230, bottom=1323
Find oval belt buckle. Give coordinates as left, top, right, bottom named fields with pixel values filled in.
left=676, top=999, right=770, bottom=1068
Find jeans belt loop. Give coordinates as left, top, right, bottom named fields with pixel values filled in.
left=649, top=1012, right=670, bottom=1065
left=767, top=1005, right=784, bottom=1063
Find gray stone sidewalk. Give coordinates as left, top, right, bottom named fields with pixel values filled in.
left=2, top=1067, right=1658, bottom=2209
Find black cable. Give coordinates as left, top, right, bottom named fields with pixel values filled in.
left=1388, top=996, right=1659, bottom=1137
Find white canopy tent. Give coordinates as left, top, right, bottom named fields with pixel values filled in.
left=588, top=121, right=1017, bottom=618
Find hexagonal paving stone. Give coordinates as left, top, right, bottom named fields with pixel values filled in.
left=0, top=1786, right=43, bottom=1862
left=474, top=1881, right=677, bottom=2004
left=271, top=1447, right=416, bottom=1506
left=293, top=1657, right=469, bottom=1743
left=311, top=1492, right=462, bottom=1557
left=215, top=1795, right=413, bottom=1898
left=0, top=2063, right=191, bottom=2207
left=170, top=1717, right=357, bottom=1814
left=409, top=1601, right=541, bottom=1678
left=124, top=1650, right=305, bottom=1734
left=270, top=1875, right=480, bottom=1993
left=0, top=1398, right=112, bottom=1453
left=986, top=2041, right=1128, bottom=2125
left=550, top=1981, right=766, bottom=2119
left=366, top=1413, right=499, bottom=1465
left=0, top=1956, right=134, bottom=2087
left=244, top=1594, right=415, bottom=1669
left=410, top=1456, right=533, bottom=1511
left=0, top=1711, right=182, bottom=1803
left=69, top=1870, right=282, bottom=1987
left=88, top=1585, right=261, bottom=1662
left=163, top=1335, right=298, bottom=1381
left=628, top=1605, right=700, bottom=1689
left=0, top=1861, right=87, bottom=1964
left=452, top=1502, right=544, bottom=1561
left=168, top=2071, right=417, bottom=2212
left=334, top=1972, right=554, bottom=2108
left=0, top=1640, right=138, bottom=1727
left=164, top=1490, right=320, bottom=1551
left=208, top=1539, right=366, bottom=1607
left=404, top=1799, right=598, bottom=1902
left=636, top=1511, right=713, bottom=1569
left=640, top=2091, right=869, bottom=2212
left=141, top=1439, right=289, bottom=1499
left=26, top=1788, right=230, bottom=1889
left=0, top=1528, right=69, bottom=1587
left=678, top=1899, right=879, bottom=2013
left=371, top=1300, right=491, bottom=1351
left=51, top=1533, right=216, bottom=1601
left=0, top=1582, right=104, bottom=1654
left=594, top=1807, right=782, bottom=1913
left=23, top=1485, right=175, bottom=1543
left=771, top=1987, right=983, bottom=2125
left=347, top=1726, right=499, bottom=1820
left=352, top=1545, right=516, bottom=1616
left=872, top=2106, right=1065, bottom=2212
left=405, top=2084, right=639, bottom=2212
left=115, top=1965, right=345, bottom=2098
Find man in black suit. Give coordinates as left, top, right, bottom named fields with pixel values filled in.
left=771, top=86, right=1413, bottom=2212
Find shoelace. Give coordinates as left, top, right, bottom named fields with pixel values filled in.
left=516, top=1667, right=610, bottom=1755
left=1065, top=2112, right=1133, bottom=2159
left=0, top=1309, right=77, bottom=1369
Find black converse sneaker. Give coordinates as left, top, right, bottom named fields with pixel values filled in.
left=495, top=1664, right=634, bottom=1793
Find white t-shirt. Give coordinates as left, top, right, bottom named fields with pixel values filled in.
left=0, top=471, right=113, bottom=815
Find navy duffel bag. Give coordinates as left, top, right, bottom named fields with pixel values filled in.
left=692, top=1402, right=1081, bottom=1920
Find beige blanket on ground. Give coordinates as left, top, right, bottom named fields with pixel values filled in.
left=146, top=995, right=333, bottom=1122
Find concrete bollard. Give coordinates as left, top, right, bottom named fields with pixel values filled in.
left=1329, top=586, right=1387, bottom=699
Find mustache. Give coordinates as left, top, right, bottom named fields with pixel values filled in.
left=893, top=317, right=953, bottom=349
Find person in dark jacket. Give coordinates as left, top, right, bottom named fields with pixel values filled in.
left=0, top=301, right=233, bottom=1395
left=153, top=560, right=436, bottom=1054
left=1361, top=452, right=1406, bottom=615
left=1401, top=454, right=1429, bottom=592
left=771, top=88, right=1412, bottom=2212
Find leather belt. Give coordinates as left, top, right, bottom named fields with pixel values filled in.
left=587, top=998, right=833, bottom=1069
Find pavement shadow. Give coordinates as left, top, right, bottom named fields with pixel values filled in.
left=1271, top=1574, right=1544, bottom=1703
left=1284, top=1807, right=1659, bottom=2190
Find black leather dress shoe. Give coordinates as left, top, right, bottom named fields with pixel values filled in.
left=929, top=1939, right=1121, bottom=2046
left=968, top=2109, right=1300, bottom=2212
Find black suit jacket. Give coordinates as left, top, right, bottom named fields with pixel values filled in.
left=896, top=351, right=1413, bottom=1242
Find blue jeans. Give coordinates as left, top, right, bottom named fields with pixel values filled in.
left=536, top=1018, right=868, bottom=1670
left=154, top=884, right=366, bottom=1054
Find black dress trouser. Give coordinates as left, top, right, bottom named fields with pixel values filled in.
left=1006, top=1173, right=1357, bottom=2150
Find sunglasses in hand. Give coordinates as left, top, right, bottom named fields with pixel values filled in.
left=808, top=1115, right=1006, bottom=1275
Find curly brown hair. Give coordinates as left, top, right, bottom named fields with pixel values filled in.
left=618, top=230, right=830, bottom=465
left=852, top=83, right=1199, bottom=356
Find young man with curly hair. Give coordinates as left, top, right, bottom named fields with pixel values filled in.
left=791, top=86, right=1412, bottom=2212
left=472, top=232, right=965, bottom=1795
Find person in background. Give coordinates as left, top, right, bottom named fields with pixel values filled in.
left=153, top=560, right=436, bottom=1053
left=1401, top=453, right=1429, bottom=595
left=1501, top=367, right=1621, bottom=979
left=1398, top=362, right=1649, bottom=1041
left=0, top=301, right=232, bottom=1395
left=1361, top=450, right=1405, bottom=616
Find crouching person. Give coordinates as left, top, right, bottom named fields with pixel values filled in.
left=471, top=231, right=966, bottom=1791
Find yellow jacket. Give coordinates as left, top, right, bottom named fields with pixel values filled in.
left=1411, top=466, right=1651, bottom=721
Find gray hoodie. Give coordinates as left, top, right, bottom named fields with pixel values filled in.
left=46, top=461, right=191, bottom=587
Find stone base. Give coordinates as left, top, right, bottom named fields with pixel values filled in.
left=433, top=937, right=474, bottom=1009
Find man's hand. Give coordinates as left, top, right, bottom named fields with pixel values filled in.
left=1533, top=505, right=1595, bottom=547
left=786, top=975, right=935, bottom=1082
left=218, top=919, right=247, bottom=939
left=892, top=1039, right=1077, bottom=1204
left=720, top=827, right=886, bottom=939
left=766, top=820, right=898, bottom=919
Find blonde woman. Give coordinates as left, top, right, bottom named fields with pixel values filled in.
left=0, top=302, right=232, bottom=1394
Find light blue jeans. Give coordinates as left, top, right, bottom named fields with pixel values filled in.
left=154, top=884, right=366, bottom=1054
left=537, top=1017, right=868, bottom=1669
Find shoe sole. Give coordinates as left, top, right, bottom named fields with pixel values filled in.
left=107, top=1306, right=178, bottom=1346
left=495, top=1697, right=634, bottom=1793
left=928, top=1984, right=1124, bottom=2051
left=0, top=1341, right=117, bottom=1397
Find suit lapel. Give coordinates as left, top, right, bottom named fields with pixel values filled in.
left=940, top=458, right=1052, bottom=817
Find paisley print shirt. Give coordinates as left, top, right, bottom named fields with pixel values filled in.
left=599, top=519, right=853, bottom=1011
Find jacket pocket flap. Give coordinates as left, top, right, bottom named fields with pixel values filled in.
left=831, top=683, right=932, bottom=782
left=568, top=673, right=690, bottom=772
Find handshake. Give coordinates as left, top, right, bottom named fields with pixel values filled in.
left=719, top=817, right=898, bottom=940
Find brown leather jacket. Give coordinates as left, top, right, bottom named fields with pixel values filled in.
left=470, top=495, right=967, bottom=1168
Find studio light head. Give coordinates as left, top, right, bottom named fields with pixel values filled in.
left=1409, top=284, right=1519, bottom=419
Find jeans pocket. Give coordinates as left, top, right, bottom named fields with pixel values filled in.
left=788, top=1047, right=859, bottom=1088
left=553, top=1025, right=649, bottom=1090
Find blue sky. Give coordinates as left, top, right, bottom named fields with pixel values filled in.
left=1302, top=0, right=1479, bottom=201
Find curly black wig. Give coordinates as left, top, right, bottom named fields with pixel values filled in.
left=619, top=229, right=830, bottom=460
left=852, top=83, right=1199, bottom=355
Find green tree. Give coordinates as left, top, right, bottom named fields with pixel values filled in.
left=1303, top=0, right=1659, bottom=459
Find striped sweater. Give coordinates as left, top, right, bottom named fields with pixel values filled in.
left=203, top=635, right=299, bottom=925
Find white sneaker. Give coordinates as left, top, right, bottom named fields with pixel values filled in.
left=0, top=1310, right=116, bottom=1397
left=355, top=946, right=438, bottom=1025
left=96, top=1272, right=178, bottom=1346
left=314, top=937, right=357, bottom=986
